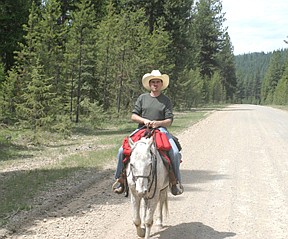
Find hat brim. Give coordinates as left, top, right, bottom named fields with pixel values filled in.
left=142, top=74, right=169, bottom=91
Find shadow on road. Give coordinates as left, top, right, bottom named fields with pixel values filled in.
left=180, top=169, right=231, bottom=193
left=152, top=222, right=236, bottom=239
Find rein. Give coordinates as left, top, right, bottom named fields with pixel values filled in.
left=148, top=149, right=157, bottom=199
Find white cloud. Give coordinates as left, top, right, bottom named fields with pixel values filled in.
left=222, top=0, right=288, bottom=54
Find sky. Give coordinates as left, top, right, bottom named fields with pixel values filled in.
left=222, top=0, right=288, bottom=55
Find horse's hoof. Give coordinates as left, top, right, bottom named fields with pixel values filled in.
left=155, top=223, right=163, bottom=230
left=136, top=227, right=145, bottom=238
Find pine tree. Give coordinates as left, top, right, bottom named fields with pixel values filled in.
left=110, top=0, right=193, bottom=107
left=191, top=0, right=226, bottom=79
left=273, top=63, right=288, bottom=105
left=16, top=59, right=54, bottom=138
left=0, top=0, right=41, bottom=72
left=178, top=68, right=203, bottom=108
left=235, top=71, right=245, bottom=103
left=0, top=62, right=4, bottom=119
left=96, top=3, right=171, bottom=113
left=216, top=32, right=237, bottom=102
left=162, top=0, right=194, bottom=106
left=234, top=52, right=272, bottom=104
left=38, top=0, right=70, bottom=127
left=4, top=1, right=42, bottom=123
left=261, top=51, right=284, bottom=104
left=0, top=62, right=4, bottom=85
left=0, top=69, right=19, bottom=123
left=64, top=0, right=98, bottom=123
left=209, top=70, right=224, bottom=103
left=3, top=1, right=70, bottom=132
left=93, top=3, right=115, bottom=111
left=251, top=69, right=261, bottom=104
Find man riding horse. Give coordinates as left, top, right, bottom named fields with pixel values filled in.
left=113, top=69, right=183, bottom=196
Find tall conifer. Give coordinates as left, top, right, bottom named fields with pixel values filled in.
left=64, top=0, right=98, bottom=123
left=261, top=51, right=284, bottom=104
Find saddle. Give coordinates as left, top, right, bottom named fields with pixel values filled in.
left=121, top=128, right=172, bottom=164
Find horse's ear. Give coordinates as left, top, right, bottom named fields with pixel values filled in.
left=129, top=137, right=134, bottom=148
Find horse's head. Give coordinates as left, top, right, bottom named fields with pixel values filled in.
left=128, top=136, right=155, bottom=197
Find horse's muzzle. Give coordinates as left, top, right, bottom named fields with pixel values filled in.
left=136, top=178, right=148, bottom=197
left=137, top=191, right=147, bottom=198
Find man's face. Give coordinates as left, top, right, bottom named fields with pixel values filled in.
left=149, top=79, right=163, bottom=92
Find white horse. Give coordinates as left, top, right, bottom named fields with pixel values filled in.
left=127, top=136, right=169, bottom=239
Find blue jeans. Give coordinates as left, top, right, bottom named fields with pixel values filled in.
left=114, top=127, right=182, bottom=183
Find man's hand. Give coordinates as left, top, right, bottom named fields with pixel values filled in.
left=143, top=119, right=160, bottom=128
left=131, top=114, right=172, bottom=128
left=144, top=119, right=171, bottom=128
left=150, top=120, right=161, bottom=128
left=143, top=119, right=152, bottom=127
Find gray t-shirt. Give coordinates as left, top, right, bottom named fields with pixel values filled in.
left=132, top=93, right=174, bottom=127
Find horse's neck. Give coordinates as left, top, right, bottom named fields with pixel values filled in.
left=154, top=149, right=168, bottom=171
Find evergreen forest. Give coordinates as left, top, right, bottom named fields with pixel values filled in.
left=235, top=50, right=288, bottom=105
left=1, top=0, right=288, bottom=137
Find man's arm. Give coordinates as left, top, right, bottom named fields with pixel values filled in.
left=131, top=113, right=172, bottom=128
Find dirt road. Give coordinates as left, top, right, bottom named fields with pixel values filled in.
left=5, top=104, right=288, bottom=239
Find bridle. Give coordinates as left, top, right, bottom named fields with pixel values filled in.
left=128, top=141, right=158, bottom=199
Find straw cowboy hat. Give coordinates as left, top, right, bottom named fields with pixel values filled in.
left=142, top=70, right=169, bottom=91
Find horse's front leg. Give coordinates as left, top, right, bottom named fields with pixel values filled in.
left=144, top=197, right=159, bottom=239
left=131, top=193, right=145, bottom=238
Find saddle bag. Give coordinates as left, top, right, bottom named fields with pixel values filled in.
left=154, top=131, right=172, bottom=151
left=121, top=128, right=173, bottom=163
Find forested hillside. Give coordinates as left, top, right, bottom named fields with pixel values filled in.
left=0, top=0, right=287, bottom=141
left=0, top=0, right=236, bottom=137
left=235, top=52, right=272, bottom=104
left=235, top=49, right=288, bottom=104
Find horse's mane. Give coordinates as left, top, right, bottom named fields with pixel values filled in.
left=132, top=136, right=154, bottom=150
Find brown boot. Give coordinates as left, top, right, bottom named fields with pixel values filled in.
left=112, top=177, right=125, bottom=194
left=171, top=183, right=184, bottom=196
left=168, top=169, right=177, bottom=185
left=168, top=169, right=183, bottom=196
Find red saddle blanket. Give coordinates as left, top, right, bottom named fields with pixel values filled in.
left=122, top=128, right=171, bottom=163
